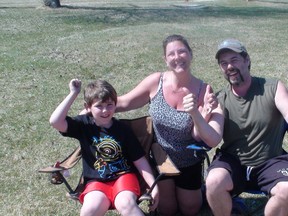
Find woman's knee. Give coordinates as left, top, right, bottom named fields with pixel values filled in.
left=178, top=188, right=202, bottom=216
left=156, top=179, right=178, bottom=215
left=157, top=195, right=178, bottom=216
left=157, top=205, right=178, bottom=216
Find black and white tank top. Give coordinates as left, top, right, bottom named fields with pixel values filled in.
left=148, top=73, right=203, bottom=168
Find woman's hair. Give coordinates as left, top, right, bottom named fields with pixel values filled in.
left=162, top=34, right=192, bottom=57
left=84, top=80, right=117, bottom=106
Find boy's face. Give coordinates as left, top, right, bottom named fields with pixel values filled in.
left=86, top=98, right=116, bottom=128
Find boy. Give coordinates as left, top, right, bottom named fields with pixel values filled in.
left=49, top=79, right=159, bottom=216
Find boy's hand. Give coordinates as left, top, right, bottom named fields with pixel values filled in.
left=149, top=186, right=159, bottom=212
left=69, top=79, right=81, bottom=94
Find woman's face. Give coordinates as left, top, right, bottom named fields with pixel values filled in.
left=164, top=40, right=192, bottom=74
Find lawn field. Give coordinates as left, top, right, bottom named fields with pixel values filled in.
left=0, top=0, right=288, bottom=215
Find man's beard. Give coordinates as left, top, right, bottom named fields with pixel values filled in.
left=226, top=68, right=244, bottom=86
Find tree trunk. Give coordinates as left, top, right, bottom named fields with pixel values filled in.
left=43, top=0, right=61, bottom=8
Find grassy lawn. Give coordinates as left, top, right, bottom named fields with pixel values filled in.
left=1, top=0, right=288, bottom=215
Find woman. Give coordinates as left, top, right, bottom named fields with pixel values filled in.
left=116, top=34, right=224, bottom=216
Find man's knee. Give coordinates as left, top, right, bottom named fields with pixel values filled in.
left=271, top=181, right=288, bottom=201
left=206, top=168, right=233, bottom=194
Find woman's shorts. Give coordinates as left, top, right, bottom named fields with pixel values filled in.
left=160, top=161, right=202, bottom=190
left=79, top=173, right=140, bottom=208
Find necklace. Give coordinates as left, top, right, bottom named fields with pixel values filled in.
left=170, top=77, right=190, bottom=94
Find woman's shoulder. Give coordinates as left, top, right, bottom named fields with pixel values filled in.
left=144, top=71, right=163, bottom=82
left=139, top=72, right=164, bottom=89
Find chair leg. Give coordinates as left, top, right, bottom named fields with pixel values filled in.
left=139, top=173, right=165, bottom=203
left=53, top=171, right=75, bottom=195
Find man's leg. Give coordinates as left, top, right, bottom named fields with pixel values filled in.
left=265, top=181, right=288, bottom=216
left=254, top=154, right=288, bottom=216
left=205, top=168, right=233, bottom=216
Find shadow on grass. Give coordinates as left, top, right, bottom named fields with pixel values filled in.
left=49, top=4, right=288, bottom=29
left=254, top=0, right=288, bottom=4
left=1, top=2, right=288, bottom=27
left=0, top=6, right=36, bottom=9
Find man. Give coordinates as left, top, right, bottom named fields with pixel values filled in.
left=205, top=39, right=288, bottom=216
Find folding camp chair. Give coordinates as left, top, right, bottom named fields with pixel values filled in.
left=186, top=142, right=212, bottom=211
left=187, top=142, right=211, bottom=180
left=39, top=116, right=180, bottom=211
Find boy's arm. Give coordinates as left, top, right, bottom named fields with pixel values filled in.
left=133, top=156, right=159, bottom=211
left=49, top=79, right=82, bottom=133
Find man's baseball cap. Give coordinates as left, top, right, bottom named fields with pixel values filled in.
left=215, top=39, right=248, bottom=59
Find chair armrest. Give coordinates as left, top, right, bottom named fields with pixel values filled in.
left=151, top=142, right=180, bottom=176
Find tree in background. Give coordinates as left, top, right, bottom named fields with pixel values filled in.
left=44, top=0, right=61, bottom=8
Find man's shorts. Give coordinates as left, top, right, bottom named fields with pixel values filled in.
left=79, top=173, right=140, bottom=208
left=208, top=149, right=288, bottom=195
left=160, top=161, right=202, bottom=190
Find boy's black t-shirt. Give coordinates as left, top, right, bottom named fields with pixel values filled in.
left=61, top=115, right=145, bottom=183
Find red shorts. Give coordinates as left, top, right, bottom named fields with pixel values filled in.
left=79, top=173, right=140, bottom=208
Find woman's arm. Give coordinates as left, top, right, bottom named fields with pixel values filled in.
left=116, top=72, right=161, bottom=112
left=191, top=104, right=224, bottom=147
left=183, top=84, right=224, bottom=147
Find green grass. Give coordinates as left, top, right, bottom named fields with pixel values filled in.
left=1, top=0, right=288, bottom=215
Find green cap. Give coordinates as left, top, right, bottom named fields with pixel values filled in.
left=215, top=39, right=248, bottom=59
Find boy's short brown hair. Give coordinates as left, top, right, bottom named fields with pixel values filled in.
left=84, top=80, right=117, bottom=106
